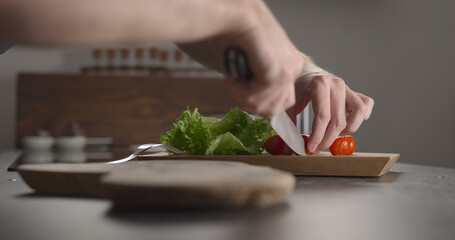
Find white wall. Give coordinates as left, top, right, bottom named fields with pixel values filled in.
left=0, top=48, right=66, bottom=151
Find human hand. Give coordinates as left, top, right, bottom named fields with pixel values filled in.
left=179, top=0, right=303, bottom=118
left=287, top=71, right=374, bottom=154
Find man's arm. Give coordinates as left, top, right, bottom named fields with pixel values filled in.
left=0, top=0, right=305, bottom=119
left=0, top=0, right=251, bottom=46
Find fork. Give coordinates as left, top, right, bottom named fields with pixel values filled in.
left=107, top=143, right=185, bottom=164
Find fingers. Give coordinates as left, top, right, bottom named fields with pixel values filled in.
left=307, top=76, right=331, bottom=153
left=315, top=78, right=347, bottom=152
left=341, top=88, right=374, bottom=134
left=341, top=88, right=366, bottom=134
left=287, top=78, right=311, bottom=122
left=288, top=72, right=375, bottom=154
left=243, top=54, right=301, bottom=118
left=357, top=92, right=374, bottom=120
left=226, top=76, right=297, bottom=118
left=256, top=81, right=296, bottom=118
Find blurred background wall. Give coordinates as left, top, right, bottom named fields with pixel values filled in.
left=0, top=48, right=65, bottom=151
left=1, top=0, right=454, bottom=167
left=265, top=0, right=455, bottom=168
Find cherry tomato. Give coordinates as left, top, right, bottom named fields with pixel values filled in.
left=301, top=134, right=313, bottom=155
left=329, top=135, right=356, bottom=155
left=265, top=135, right=285, bottom=155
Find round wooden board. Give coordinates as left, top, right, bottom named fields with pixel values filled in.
left=18, top=160, right=295, bottom=209
left=102, top=160, right=295, bottom=209
left=18, top=162, right=136, bottom=197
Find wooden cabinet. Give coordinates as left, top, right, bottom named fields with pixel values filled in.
left=17, top=74, right=236, bottom=147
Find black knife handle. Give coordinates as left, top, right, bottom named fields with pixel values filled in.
left=224, top=47, right=253, bottom=81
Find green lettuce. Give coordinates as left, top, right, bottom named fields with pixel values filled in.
left=160, top=107, right=275, bottom=155
left=159, top=107, right=211, bottom=155
left=205, top=132, right=250, bottom=155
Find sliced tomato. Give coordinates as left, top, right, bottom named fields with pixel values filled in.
left=329, top=135, right=356, bottom=155
left=301, top=134, right=313, bottom=155
left=266, top=134, right=315, bottom=155
left=265, top=135, right=285, bottom=155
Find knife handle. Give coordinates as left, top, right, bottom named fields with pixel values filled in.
left=224, top=47, right=253, bottom=81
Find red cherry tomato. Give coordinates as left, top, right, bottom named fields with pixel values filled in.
left=329, top=135, right=356, bottom=155
left=301, top=134, right=313, bottom=155
left=265, top=135, right=285, bottom=155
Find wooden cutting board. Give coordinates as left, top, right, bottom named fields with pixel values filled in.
left=138, top=152, right=400, bottom=177
left=17, top=162, right=134, bottom=198
left=102, top=161, right=295, bottom=209
left=18, top=161, right=295, bottom=209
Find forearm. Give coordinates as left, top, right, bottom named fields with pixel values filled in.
left=0, top=0, right=250, bottom=46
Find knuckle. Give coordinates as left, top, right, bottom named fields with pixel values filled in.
left=334, top=119, right=347, bottom=130
left=332, top=77, right=346, bottom=89
left=366, top=97, right=375, bottom=107
left=236, top=0, right=260, bottom=23
left=311, top=75, right=330, bottom=89
left=316, top=112, right=330, bottom=123
left=356, top=104, right=368, bottom=116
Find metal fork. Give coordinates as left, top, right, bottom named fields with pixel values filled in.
left=107, top=143, right=185, bottom=164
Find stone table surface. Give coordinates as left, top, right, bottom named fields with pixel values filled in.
left=1, top=150, right=454, bottom=240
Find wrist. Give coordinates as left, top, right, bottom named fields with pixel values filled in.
left=299, top=52, right=331, bottom=78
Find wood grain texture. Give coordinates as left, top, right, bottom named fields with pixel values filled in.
left=17, top=73, right=236, bottom=147
left=138, top=152, right=400, bottom=177
left=17, top=161, right=295, bottom=209
left=102, top=161, right=295, bottom=209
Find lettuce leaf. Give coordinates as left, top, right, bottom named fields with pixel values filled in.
left=159, top=107, right=211, bottom=155
left=160, top=107, right=275, bottom=155
left=209, top=108, right=274, bottom=154
left=205, top=132, right=250, bottom=155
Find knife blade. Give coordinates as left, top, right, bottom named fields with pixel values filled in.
left=269, top=111, right=307, bottom=155
left=224, top=47, right=307, bottom=155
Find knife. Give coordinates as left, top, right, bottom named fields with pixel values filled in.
left=224, top=47, right=307, bottom=155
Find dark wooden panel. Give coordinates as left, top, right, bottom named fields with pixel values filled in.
left=17, top=74, right=237, bottom=147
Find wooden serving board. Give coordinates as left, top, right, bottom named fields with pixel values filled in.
left=138, top=152, right=400, bottom=177
left=103, top=161, right=295, bottom=209
left=17, top=162, right=135, bottom=198
left=18, top=161, right=295, bottom=209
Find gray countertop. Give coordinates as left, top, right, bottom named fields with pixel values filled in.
left=1, top=150, right=454, bottom=240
